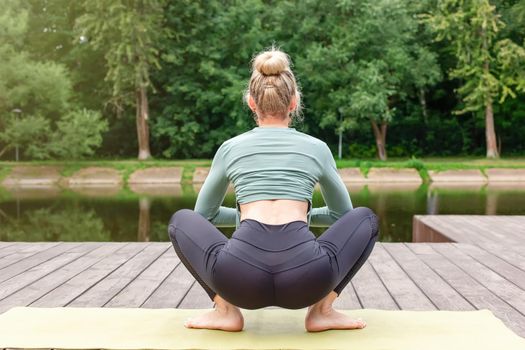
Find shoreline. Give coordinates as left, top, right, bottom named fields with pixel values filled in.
left=1, top=162, right=525, bottom=188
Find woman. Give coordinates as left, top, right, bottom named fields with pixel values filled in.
left=168, top=47, right=379, bottom=332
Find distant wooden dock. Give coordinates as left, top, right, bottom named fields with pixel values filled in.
left=1, top=217, right=524, bottom=338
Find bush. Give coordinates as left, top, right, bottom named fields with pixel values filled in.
left=50, top=109, right=109, bottom=159
left=0, top=109, right=108, bottom=160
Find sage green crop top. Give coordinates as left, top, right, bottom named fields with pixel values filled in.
left=193, top=126, right=353, bottom=229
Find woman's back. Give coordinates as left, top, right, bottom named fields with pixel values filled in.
left=222, top=125, right=327, bottom=224
left=222, top=126, right=326, bottom=204
left=194, top=125, right=353, bottom=228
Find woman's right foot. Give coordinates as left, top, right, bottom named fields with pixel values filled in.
left=184, top=302, right=244, bottom=332
left=305, top=306, right=366, bottom=332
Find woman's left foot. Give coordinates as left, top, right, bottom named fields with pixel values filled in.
left=305, top=306, right=366, bottom=332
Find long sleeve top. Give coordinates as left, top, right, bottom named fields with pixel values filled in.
left=193, top=126, right=353, bottom=229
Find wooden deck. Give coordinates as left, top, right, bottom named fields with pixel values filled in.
left=414, top=215, right=525, bottom=255
left=0, top=239, right=524, bottom=338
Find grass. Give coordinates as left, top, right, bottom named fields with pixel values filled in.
left=1, top=156, right=525, bottom=185
left=335, top=156, right=525, bottom=182
left=0, top=159, right=211, bottom=185
left=0, top=165, right=12, bottom=183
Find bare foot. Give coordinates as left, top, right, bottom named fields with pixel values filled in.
left=184, top=296, right=244, bottom=332
left=305, top=306, right=366, bottom=332
left=305, top=292, right=367, bottom=333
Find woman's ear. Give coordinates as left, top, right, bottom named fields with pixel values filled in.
left=288, top=95, right=297, bottom=112
left=248, top=95, right=257, bottom=112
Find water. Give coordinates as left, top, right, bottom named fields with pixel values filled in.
left=1, top=184, right=524, bottom=242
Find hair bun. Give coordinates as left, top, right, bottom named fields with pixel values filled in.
left=253, top=49, right=290, bottom=75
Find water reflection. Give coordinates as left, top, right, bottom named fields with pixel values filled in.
left=0, top=184, right=524, bottom=242
left=138, top=197, right=151, bottom=242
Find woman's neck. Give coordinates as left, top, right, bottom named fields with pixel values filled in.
left=256, top=115, right=291, bottom=128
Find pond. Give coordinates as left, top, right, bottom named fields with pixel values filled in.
left=1, top=184, right=524, bottom=243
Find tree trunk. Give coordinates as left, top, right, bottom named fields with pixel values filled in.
left=485, top=98, right=499, bottom=158
left=481, top=31, right=499, bottom=159
left=136, top=86, right=151, bottom=160
left=371, top=119, right=388, bottom=161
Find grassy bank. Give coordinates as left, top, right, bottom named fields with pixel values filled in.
left=0, top=159, right=211, bottom=185
left=336, top=157, right=525, bottom=180
left=1, top=157, right=525, bottom=184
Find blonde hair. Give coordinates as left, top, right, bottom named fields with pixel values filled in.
left=244, top=47, right=303, bottom=123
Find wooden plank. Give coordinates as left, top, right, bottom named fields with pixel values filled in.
left=67, top=243, right=169, bottom=307
left=407, top=243, right=525, bottom=337
left=431, top=243, right=525, bottom=315
left=178, top=280, right=214, bottom=309
left=141, top=262, right=193, bottom=308
left=0, top=242, right=20, bottom=255
left=415, top=216, right=525, bottom=260
left=0, top=242, right=60, bottom=260
left=457, top=217, right=524, bottom=251
left=349, top=260, right=398, bottom=310
left=368, top=244, right=436, bottom=310
left=0, top=243, right=78, bottom=283
left=0, top=242, right=15, bottom=248
left=105, top=248, right=178, bottom=308
left=0, top=243, right=100, bottom=301
left=477, top=216, right=524, bottom=243
left=424, top=215, right=525, bottom=252
left=455, top=243, right=525, bottom=289
left=29, top=243, right=148, bottom=308
left=383, top=243, right=474, bottom=311
left=0, top=243, right=122, bottom=313
left=0, top=243, right=62, bottom=269
left=464, top=220, right=525, bottom=260
left=469, top=244, right=525, bottom=272
left=422, top=216, right=495, bottom=246
left=333, top=280, right=361, bottom=309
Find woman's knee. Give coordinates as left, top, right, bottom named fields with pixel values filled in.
left=344, top=207, right=379, bottom=238
left=358, top=207, right=379, bottom=235
left=168, top=208, right=194, bottom=241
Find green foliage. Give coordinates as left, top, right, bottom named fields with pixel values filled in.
left=1, top=0, right=525, bottom=160
left=0, top=207, right=110, bottom=241
left=0, top=115, right=51, bottom=159
left=0, top=0, right=107, bottom=160
left=76, top=0, right=167, bottom=100
left=49, top=109, right=109, bottom=159
left=406, top=156, right=425, bottom=171
left=151, top=0, right=274, bottom=158
left=0, top=110, right=109, bottom=160
left=294, top=0, right=441, bottom=160
left=424, top=0, right=525, bottom=113
left=348, top=144, right=376, bottom=159
left=0, top=45, right=72, bottom=119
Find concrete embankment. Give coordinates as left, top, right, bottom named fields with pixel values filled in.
left=2, top=165, right=525, bottom=196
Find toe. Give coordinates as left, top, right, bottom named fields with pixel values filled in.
left=356, top=321, right=366, bottom=328
left=184, top=318, right=193, bottom=328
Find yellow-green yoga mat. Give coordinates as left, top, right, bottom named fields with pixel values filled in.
left=0, top=307, right=524, bottom=350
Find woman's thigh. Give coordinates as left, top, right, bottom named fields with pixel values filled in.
left=316, top=207, right=379, bottom=282
left=168, top=209, right=228, bottom=286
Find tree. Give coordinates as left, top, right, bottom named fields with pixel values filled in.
left=298, top=0, right=440, bottom=160
left=76, top=0, right=168, bottom=160
left=0, top=0, right=108, bottom=160
left=152, top=0, right=288, bottom=158
left=425, top=0, right=525, bottom=158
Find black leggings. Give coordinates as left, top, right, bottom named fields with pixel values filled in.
left=168, top=207, right=379, bottom=310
